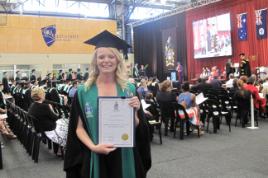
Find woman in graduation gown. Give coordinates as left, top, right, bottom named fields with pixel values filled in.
left=64, top=30, right=151, bottom=178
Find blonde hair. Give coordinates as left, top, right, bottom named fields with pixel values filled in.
left=160, top=80, right=172, bottom=92
left=31, top=87, right=45, bottom=101
left=85, top=47, right=128, bottom=89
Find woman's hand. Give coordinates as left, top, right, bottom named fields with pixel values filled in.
left=128, top=96, right=141, bottom=110
left=92, top=144, right=116, bottom=155
left=128, top=96, right=141, bottom=126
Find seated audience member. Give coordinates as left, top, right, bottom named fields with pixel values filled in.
left=240, top=75, right=248, bottom=87
left=68, top=81, right=78, bottom=104
left=28, top=87, right=58, bottom=133
left=244, top=76, right=266, bottom=113
left=0, top=86, right=16, bottom=139
left=147, top=77, right=159, bottom=97
left=191, top=78, right=212, bottom=93
left=156, top=80, right=177, bottom=135
left=178, top=82, right=201, bottom=126
left=228, top=78, right=239, bottom=97
left=156, top=80, right=177, bottom=103
left=262, top=77, right=268, bottom=99
left=234, top=80, right=251, bottom=127
left=209, top=76, right=222, bottom=89
left=137, top=78, right=149, bottom=99
left=225, top=73, right=235, bottom=88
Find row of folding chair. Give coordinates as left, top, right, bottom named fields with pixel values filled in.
left=6, top=100, right=65, bottom=163
left=6, top=100, right=43, bottom=163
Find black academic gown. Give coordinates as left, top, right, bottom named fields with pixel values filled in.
left=2, top=77, right=10, bottom=94
left=64, top=93, right=152, bottom=178
left=240, top=59, right=251, bottom=77
left=30, top=74, right=36, bottom=83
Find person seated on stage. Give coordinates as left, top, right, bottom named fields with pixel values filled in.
left=137, top=78, right=149, bottom=99
left=244, top=76, right=266, bottom=114
left=28, top=87, right=58, bottom=133
left=225, top=73, right=235, bottom=88
left=200, top=67, right=209, bottom=79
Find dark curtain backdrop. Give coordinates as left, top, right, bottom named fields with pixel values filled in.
left=133, top=13, right=187, bottom=81
left=186, top=0, right=268, bottom=79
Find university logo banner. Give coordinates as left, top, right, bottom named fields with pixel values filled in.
left=237, top=13, right=247, bottom=41
left=255, top=8, right=267, bottom=39
left=41, top=25, right=56, bottom=46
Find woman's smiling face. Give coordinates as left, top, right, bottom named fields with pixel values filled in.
left=96, top=47, right=118, bottom=75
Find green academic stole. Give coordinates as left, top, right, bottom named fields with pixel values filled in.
left=77, top=83, right=136, bottom=178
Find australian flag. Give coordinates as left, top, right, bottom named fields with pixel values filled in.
left=255, top=8, right=267, bottom=39
left=41, top=25, right=56, bottom=47
left=237, top=13, right=247, bottom=41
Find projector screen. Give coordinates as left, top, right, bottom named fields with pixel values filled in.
left=193, top=13, right=232, bottom=59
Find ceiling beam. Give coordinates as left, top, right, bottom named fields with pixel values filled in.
left=64, top=0, right=110, bottom=3
left=65, top=0, right=175, bottom=10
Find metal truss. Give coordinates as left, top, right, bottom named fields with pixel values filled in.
left=131, top=0, right=223, bottom=27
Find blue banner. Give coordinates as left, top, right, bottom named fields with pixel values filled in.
left=237, top=13, right=247, bottom=41
left=255, top=9, right=267, bottom=39
left=41, top=25, right=56, bottom=47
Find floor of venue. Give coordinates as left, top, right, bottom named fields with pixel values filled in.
left=1, top=118, right=268, bottom=178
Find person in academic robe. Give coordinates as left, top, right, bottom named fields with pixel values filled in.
left=22, top=81, right=32, bottom=111
left=67, top=69, right=73, bottom=81
left=76, top=68, right=83, bottom=81
left=176, top=62, right=183, bottom=83
left=0, top=84, right=16, bottom=139
left=240, top=53, right=251, bottom=77
left=2, top=72, right=10, bottom=94
left=45, top=80, right=61, bottom=104
left=64, top=30, right=151, bottom=178
left=30, top=69, right=37, bottom=83
left=83, top=68, right=89, bottom=81
left=225, top=58, right=233, bottom=79
left=57, top=70, right=63, bottom=81
left=15, top=71, right=20, bottom=82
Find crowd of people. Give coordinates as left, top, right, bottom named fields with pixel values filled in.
left=1, top=29, right=268, bottom=178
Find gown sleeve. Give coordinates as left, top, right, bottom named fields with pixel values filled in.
left=64, top=92, right=91, bottom=178
left=134, top=91, right=152, bottom=177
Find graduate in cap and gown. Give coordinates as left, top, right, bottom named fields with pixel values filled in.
left=64, top=30, right=151, bottom=178
left=30, top=69, right=37, bottom=83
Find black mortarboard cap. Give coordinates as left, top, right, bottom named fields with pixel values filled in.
left=84, top=30, right=131, bottom=59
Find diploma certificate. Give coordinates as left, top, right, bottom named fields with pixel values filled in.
left=98, top=97, right=134, bottom=147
